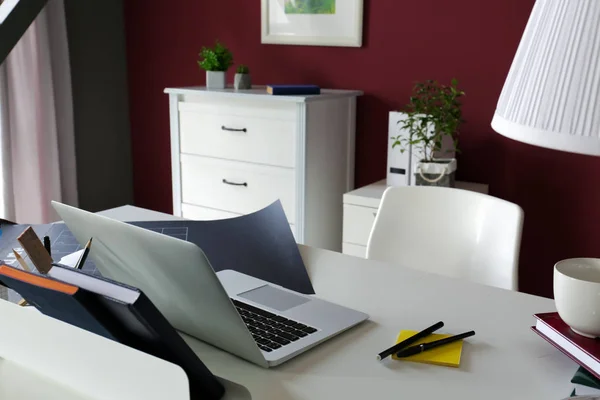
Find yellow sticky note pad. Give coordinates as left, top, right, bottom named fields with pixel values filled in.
left=391, top=330, right=463, bottom=367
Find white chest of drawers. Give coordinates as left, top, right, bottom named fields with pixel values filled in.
left=165, top=86, right=362, bottom=251
left=343, top=180, right=490, bottom=258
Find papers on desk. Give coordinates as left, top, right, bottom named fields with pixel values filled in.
left=0, top=201, right=313, bottom=294
left=128, top=200, right=314, bottom=294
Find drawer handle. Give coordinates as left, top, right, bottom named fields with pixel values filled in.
left=221, top=125, right=247, bottom=133
left=222, top=179, right=248, bottom=187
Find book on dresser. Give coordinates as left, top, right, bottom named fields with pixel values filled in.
left=267, top=85, right=321, bottom=95
left=164, top=86, right=362, bottom=252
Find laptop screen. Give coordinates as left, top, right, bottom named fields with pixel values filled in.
left=0, top=0, right=48, bottom=64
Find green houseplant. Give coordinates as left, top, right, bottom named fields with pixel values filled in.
left=198, top=41, right=233, bottom=89
left=234, top=64, right=251, bottom=90
left=392, top=79, right=465, bottom=187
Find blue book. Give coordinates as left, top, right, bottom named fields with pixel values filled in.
left=267, top=85, right=321, bottom=95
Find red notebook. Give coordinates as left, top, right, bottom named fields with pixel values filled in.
left=532, top=312, right=600, bottom=380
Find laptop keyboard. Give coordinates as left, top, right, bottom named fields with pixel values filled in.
left=231, top=299, right=318, bottom=352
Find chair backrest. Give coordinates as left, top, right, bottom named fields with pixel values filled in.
left=366, top=186, right=524, bottom=291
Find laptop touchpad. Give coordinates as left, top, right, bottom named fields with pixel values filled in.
left=239, top=285, right=310, bottom=312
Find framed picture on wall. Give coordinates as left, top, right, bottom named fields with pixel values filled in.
left=261, top=0, right=364, bottom=47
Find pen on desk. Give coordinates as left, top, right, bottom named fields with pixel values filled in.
left=394, top=330, right=476, bottom=358
left=12, top=249, right=32, bottom=272
left=376, top=321, right=444, bottom=361
left=43, top=236, right=51, bottom=256
left=75, top=238, right=93, bottom=270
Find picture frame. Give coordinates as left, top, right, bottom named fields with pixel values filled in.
left=261, top=0, right=364, bottom=47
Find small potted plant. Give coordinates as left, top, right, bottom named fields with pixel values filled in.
left=198, top=41, right=233, bottom=89
left=392, top=79, right=465, bottom=188
left=234, top=64, right=251, bottom=90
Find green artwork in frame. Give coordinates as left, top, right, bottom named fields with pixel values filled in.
left=284, top=0, right=336, bottom=14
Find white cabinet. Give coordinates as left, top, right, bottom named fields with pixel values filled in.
left=342, top=180, right=490, bottom=258
left=166, top=86, right=362, bottom=251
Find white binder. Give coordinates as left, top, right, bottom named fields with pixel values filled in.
left=387, top=111, right=455, bottom=187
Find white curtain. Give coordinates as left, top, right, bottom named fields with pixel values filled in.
left=0, top=0, right=77, bottom=224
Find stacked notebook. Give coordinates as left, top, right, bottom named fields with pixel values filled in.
left=532, top=312, right=600, bottom=396
left=572, top=366, right=600, bottom=396
left=532, top=312, right=600, bottom=379
left=0, top=264, right=225, bottom=400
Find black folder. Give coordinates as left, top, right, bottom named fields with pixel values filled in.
left=0, top=264, right=225, bottom=400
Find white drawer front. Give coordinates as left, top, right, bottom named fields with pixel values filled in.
left=180, top=154, right=296, bottom=224
left=179, top=106, right=295, bottom=168
left=343, top=204, right=378, bottom=246
left=182, top=203, right=298, bottom=240
left=178, top=98, right=296, bottom=120
left=342, top=243, right=366, bottom=258
left=181, top=203, right=241, bottom=220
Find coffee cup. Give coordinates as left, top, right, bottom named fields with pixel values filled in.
left=554, top=258, right=600, bottom=338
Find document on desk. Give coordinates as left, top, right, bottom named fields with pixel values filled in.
left=0, top=201, right=314, bottom=294
left=128, top=201, right=315, bottom=294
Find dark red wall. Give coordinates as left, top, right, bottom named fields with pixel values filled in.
left=124, top=0, right=600, bottom=298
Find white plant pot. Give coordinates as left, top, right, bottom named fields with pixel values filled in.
left=206, top=71, right=226, bottom=89
left=415, top=158, right=457, bottom=187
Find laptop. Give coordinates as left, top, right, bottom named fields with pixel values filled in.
left=51, top=202, right=369, bottom=368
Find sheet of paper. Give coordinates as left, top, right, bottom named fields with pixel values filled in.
left=57, top=250, right=84, bottom=269
left=129, top=201, right=314, bottom=294
left=0, top=201, right=313, bottom=294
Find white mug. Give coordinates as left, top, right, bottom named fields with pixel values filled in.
left=554, top=258, right=600, bottom=338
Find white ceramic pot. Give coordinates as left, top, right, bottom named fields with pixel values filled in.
left=206, top=71, right=226, bottom=89
left=234, top=73, right=251, bottom=90
left=554, top=258, right=600, bottom=338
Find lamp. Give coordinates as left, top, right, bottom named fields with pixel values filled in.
left=492, top=0, right=600, bottom=156
left=493, top=0, right=600, bottom=336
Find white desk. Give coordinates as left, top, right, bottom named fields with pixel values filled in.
left=99, top=206, right=576, bottom=400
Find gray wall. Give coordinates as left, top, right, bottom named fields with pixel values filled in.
left=64, top=0, right=133, bottom=212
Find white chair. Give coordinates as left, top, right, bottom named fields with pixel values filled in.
left=366, top=186, right=524, bottom=291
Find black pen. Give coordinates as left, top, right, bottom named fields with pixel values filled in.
left=394, top=330, right=476, bottom=358
left=377, top=321, right=444, bottom=361
left=43, top=236, right=51, bottom=257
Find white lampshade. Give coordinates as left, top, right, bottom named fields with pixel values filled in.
left=492, top=0, right=600, bottom=156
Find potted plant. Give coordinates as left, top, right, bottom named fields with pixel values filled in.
left=198, top=41, right=233, bottom=89
left=234, top=64, right=251, bottom=90
left=392, top=79, right=465, bottom=188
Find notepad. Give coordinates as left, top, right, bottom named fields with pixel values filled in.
left=391, top=330, right=464, bottom=367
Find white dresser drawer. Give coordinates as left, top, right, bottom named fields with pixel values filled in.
left=181, top=203, right=241, bottom=220
left=342, top=243, right=366, bottom=258
left=343, top=204, right=378, bottom=246
left=179, top=104, right=295, bottom=168
left=178, top=98, right=296, bottom=120
left=180, top=154, right=296, bottom=223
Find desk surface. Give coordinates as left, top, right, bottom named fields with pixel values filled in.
left=100, top=205, right=576, bottom=400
